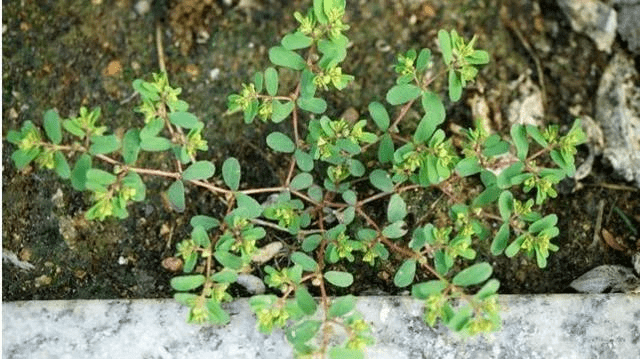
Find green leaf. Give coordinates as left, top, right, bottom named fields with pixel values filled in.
left=510, top=124, right=529, bottom=160
left=263, top=67, right=279, bottom=96
left=387, top=193, right=407, bottom=222
left=314, top=0, right=328, bottom=24
left=167, top=180, right=186, bottom=212
left=472, top=185, right=501, bottom=207
left=452, top=262, right=492, bottom=287
left=70, top=154, right=92, bottom=191
left=324, top=271, right=353, bottom=287
left=369, top=169, right=394, bottom=192
left=294, top=149, right=314, bottom=172
left=206, top=299, right=231, bottom=325
left=447, top=306, right=472, bottom=331
left=169, top=112, right=200, bottom=129
left=243, top=99, right=259, bottom=124
left=328, top=295, right=356, bottom=320
left=475, top=279, right=500, bottom=299
left=416, top=48, right=432, bottom=71
left=382, top=221, right=407, bottom=239
left=49, top=151, right=70, bottom=179
left=266, top=132, right=296, bottom=153
left=505, top=234, right=526, bottom=257
left=386, top=84, right=422, bottom=105
left=455, top=156, right=482, bottom=177
left=496, top=162, right=524, bottom=189
left=412, top=280, right=446, bottom=300
left=498, top=190, right=514, bottom=221
left=347, top=159, right=365, bottom=177
left=182, top=161, right=215, bottom=181
left=329, top=347, right=364, bottom=359
left=132, top=79, right=160, bottom=101
left=253, top=71, right=264, bottom=92
left=287, top=320, right=322, bottom=345
left=190, top=226, right=210, bottom=247
left=62, top=119, right=85, bottom=138
left=526, top=125, right=548, bottom=147
left=43, top=110, right=62, bottom=144
left=302, top=234, right=322, bottom=252
left=140, top=136, right=171, bottom=152
left=140, top=118, right=164, bottom=138
left=394, top=259, right=416, bottom=287
left=214, top=251, right=243, bottom=270
left=307, top=185, right=323, bottom=202
left=414, top=91, right=445, bottom=143
left=268, top=46, right=306, bottom=70
left=448, top=69, right=462, bottom=102
left=491, top=222, right=511, bottom=255
left=89, top=135, right=120, bottom=155
left=86, top=169, right=117, bottom=189
left=368, top=101, right=390, bottom=131
left=290, top=172, right=314, bottom=190
left=190, top=215, right=220, bottom=230
left=282, top=32, right=313, bottom=50
left=296, top=287, right=317, bottom=315
left=438, top=30, right=453, bottom=65
left=291, top=252, right=318, bottom=272
left=482, top=134, right=510, bottom=158
left=378, top=133, right=394, bottom=164
left=271, top=100, right=294, bottom=123
left=222, top=157, right=241, bottom=191
left=300, top=69, right=317, bottom=98
left=529, top=214, right=557, bottom=233
left=170, top=274, right=205, bottom=291
left=466, top=50, right=490, bottom=64
left=234, top=193, right=263, bottom=219
left=297, top=97, right=327, bottom=114
left=122, top=129, right=141, bottom=164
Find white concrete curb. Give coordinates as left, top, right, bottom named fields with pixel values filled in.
left=3, top=294, right=639, bottom=358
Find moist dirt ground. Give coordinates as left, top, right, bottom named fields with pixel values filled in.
left=3, top=0, right=639, bottom=301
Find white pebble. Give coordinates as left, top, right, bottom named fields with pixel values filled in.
left=236, top=274, right=266, bottom=294
left=209, top=68, right=221, bottom=81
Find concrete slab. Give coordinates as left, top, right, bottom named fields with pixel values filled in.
left=3, top=294, right=639, bottom=359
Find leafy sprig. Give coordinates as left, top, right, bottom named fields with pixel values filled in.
left=7, top=0, right=587, bottom=357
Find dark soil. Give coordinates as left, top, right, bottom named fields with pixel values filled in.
left=3, top=0, right=639, bottom=301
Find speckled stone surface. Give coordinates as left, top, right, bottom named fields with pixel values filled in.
left=3, top=294, right=639, bottom=359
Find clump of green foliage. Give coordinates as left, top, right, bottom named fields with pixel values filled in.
left=7, top=0, right=586, bottom=357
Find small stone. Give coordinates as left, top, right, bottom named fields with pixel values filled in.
left=134, top=1, right=150, bottom=16
left=252, top=242, right=283, bottom=264
left=236, top=274, right=266, bottom=294
left=118, top=256, right=128, bottom=265
left=209, top=68, right=221, bottom=81
left=35, top=275, right=52, bottom=287
left=75, top=270, right=87, bottom=279
left=595, top=52, right=640, bottom=187
left=161, top=257, right=183, bottom=272
left=103, top=60, right=122, bottom=77
left=507, top=74, right=544, bottom=128
left=570, top=265, right=640, bottom=293
left=51, top=188, right=64, bottom=209
left=58, top=216, right=78, bottom=248
left=8, top=107, right=18, bottom=119
left=614, top=0, right=640, bottom=54
left=557, top=0, right=617, bottom=53
left=19, top=248, right=32, bottom=262
left=340, top=107, right=359, bottom=123
left=632, top=252, right=640, bottom=275
left=185, top=64, right=200, bottom=78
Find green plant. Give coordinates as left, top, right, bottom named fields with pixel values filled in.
left=6, top=0, right=586, bottom=357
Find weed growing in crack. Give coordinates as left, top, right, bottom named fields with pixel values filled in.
left=7, top=0, right=586, bottom=357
